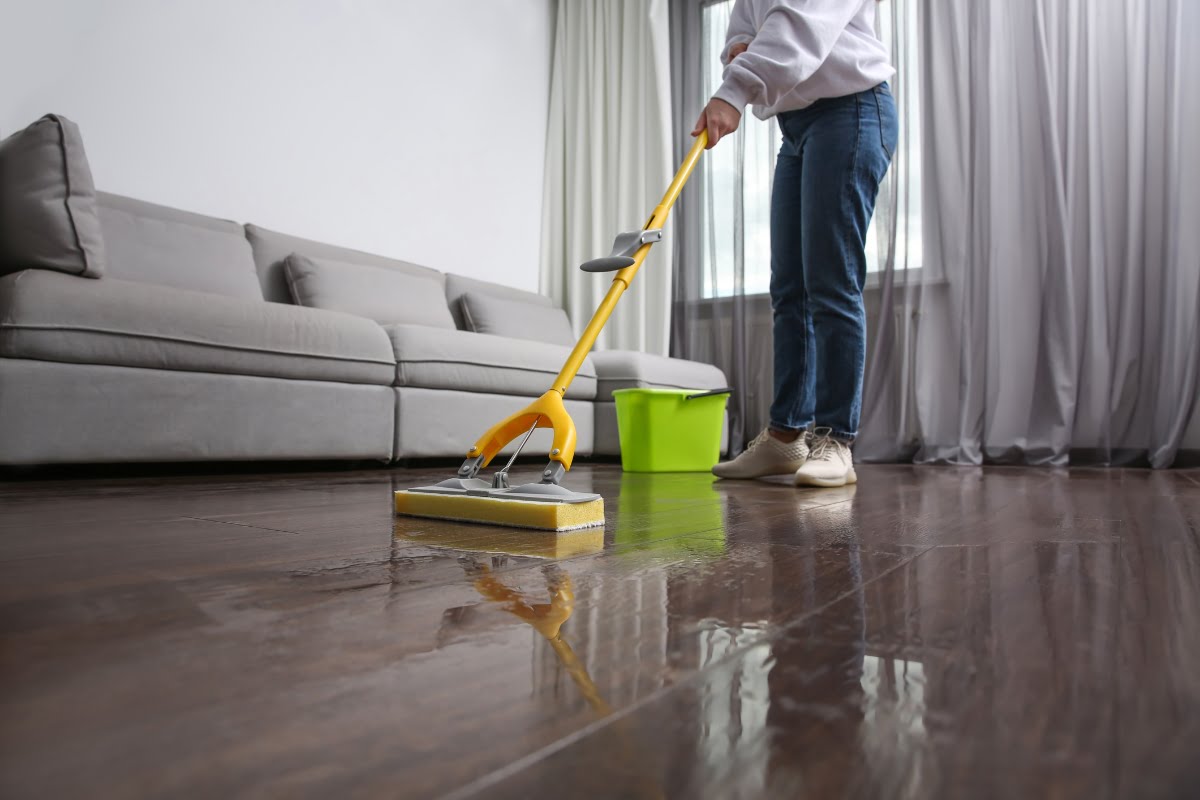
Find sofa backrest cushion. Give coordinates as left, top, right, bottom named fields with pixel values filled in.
left=245, top=223, right=443, bottom=305
left=284, top=253, right=456, bottom=329
left=443, top=273, right=557, bottom=330
left=96, top=193, right=263, bottom=299
left=0, top=114, right=106, bottom=279
left=458, top=291, right=575, bottom=346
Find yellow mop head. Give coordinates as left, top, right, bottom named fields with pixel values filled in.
left=394, top=490, right=605, bottom=532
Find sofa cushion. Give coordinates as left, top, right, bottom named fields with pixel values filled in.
left=589, top=350, right=727, bottom=401
left=0, top=270, right=395, bottom=385
left=285, top=253, right=456, bottom=329
left=459, top=291, right=574, bottom=346
left=246, top=223, right=443, bottom=304
left=0, top=115, right=106, bottom=279
left=97, top=193, right=262, bottom=299
left=387, top=324, right=596, bottom=400
left=444, top=273, right=556, bottom=330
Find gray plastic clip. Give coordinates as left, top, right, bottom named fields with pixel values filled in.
left=580, top=228, right=664, bottom=273
left=611, top=228, right=663, bottom=257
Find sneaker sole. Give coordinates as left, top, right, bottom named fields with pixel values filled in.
left=793, top=469, right=858, bottom=488
left=713, top=464, right=806, bottom=480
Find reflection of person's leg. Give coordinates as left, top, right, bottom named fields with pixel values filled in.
left=765, top=542, right=867, bottom=795
left=795, top=88, right=896, bottom=487
left=712, top=116, right=812, bottom=480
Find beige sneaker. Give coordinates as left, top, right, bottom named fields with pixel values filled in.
left=794, top=428, right=857, bottom=487
left=713, top=428, right=809, bottom=479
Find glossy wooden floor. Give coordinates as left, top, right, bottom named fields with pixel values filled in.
left=2, top=463, right=1199, bottom=799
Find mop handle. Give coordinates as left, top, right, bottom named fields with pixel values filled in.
left=550, top=131, right=709, bottom=395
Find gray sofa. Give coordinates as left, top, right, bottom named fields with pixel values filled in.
left=0, top=125, right=726, bottom=466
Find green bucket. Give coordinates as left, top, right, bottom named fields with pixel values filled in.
left=612, top=387, right=732, bottom=472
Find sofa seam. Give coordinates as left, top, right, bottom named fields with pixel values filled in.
left=282, top=255, right=305, bottom=305
left=0, top=354, right=391, bottom=386
left=392, top=384, right=597, bottom=402
left=395, top=358, right=597, bottom=380
left=47, top=116, right=90, bottom=278
left=459, top=295, right=476, bottom=332
left=1, top=272, right=29, bottom=326
left=0, top=323, right=395, bottom=366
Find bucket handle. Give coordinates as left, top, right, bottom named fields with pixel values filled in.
left=684, top=387, right=734, bottom=401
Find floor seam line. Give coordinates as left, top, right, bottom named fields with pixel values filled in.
left=181, top=516, right=298, bottom=535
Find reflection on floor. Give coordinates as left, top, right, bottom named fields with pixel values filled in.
left=2, top=464, right=1199, bottom=798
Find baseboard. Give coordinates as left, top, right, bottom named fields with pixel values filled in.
left=857, top=446, right=1200, bottom=469
left=1172, top=450, right=1200, bottom=468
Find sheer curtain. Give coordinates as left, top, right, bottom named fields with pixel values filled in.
left=541, top=0, right=675, bottom=355
left=861, top=0, right=1200, bottom=468
left=856, top=0, right=924, bottom=462
left=670, top=0, right=781, bottom=453
left=671, top=0, right=1199, bottom=467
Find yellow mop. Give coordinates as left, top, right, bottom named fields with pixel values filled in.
left=394, top=132, right=709, bottom=531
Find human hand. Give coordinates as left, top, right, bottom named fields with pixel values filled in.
left=691, top=98, right=742, bottom=149
left=728, top=41, right=750, bottom=60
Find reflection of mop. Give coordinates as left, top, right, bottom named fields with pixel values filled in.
left=473, top=565, right=612, bottom=716
left=470, top=563, right=663, bottom=799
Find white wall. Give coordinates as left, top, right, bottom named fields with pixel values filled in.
left=1, top=0, right=555, bottom=291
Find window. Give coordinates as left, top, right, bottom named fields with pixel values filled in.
left=700, top=0, right=777, bottom=298
left=868, top=0, right=923, bottom=277
left=699, top=0, right=922, bottom=299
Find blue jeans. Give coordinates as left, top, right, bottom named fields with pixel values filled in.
left=768, top=83, right=897, bottom=441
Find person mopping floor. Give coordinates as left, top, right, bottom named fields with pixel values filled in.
left=700, top=0, right=897, bottom=488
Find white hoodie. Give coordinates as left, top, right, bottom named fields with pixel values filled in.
left=713, top=0, right=894, bottom=119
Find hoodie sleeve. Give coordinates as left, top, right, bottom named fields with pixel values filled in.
left=713, top=0, right=863, bottom=110
left=720, top=0, right=757, bottom=66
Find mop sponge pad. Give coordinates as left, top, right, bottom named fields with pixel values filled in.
left=394, top=491, right=605, bottom=532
